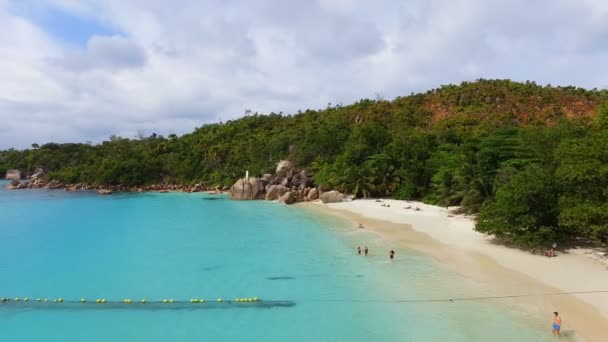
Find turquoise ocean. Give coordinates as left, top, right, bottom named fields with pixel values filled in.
left=0, top=180, right=554, bottom=341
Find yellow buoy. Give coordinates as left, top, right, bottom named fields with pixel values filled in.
left=44, top=299, right=49, bottom=302
left=101, top=299, right=106, bottom=303
left=96, top=299, right=101, bottom=303
left=14, top=298, right=20, bottom=301
left=24, top=298, right=29, bottom=302
left=80, top=298, right=86, bottom=303
left=253, top=297, right=259, bottom=302
left=58, top=298, right=64, bottom=303
left=217, top=298, right=223, bottom=302
left=200, top=299, right=205, bottom=303
left=140, top=299, right=146, bottom=303
left=162, top=299, right=168, bottom=303
left=36, top=298, right=41, bottom=302
left=169, top=299, right=174, bottom=303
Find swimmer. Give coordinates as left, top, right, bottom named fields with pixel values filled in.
left=389, top=250, right=395, bottom=261
left=552, top=312, right=561, bottom=336
left=357, top=246, right=361, bottom=255
left=364, top=246, right=368, bottom=256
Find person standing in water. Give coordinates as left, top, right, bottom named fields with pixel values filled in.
left=364, top=246, right=368, bottom=256
left=389, top=250, right=395, bottom=261
left=357, top=246, right=361, bottom=255
left=552, top=312, right=561, bottom=336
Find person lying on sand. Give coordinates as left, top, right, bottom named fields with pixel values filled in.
left=544, top=248, right=557, bottom=257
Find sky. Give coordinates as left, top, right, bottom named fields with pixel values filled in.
left=1, top=0, right=607, bottom=149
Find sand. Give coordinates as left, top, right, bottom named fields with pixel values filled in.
left=303, top=199, right=608, bottom=342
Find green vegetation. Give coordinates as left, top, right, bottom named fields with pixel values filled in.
left=1, top=79, right=608, bottom=248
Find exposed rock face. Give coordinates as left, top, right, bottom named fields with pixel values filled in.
left=5, top=169, right=21, bottom=180
left=46, top=180, right=64, bottom=189
left=307, top=188, right=319, bottom=201
left=97, top=189, right=113, bottom=195
left=228, top=177, right=266, bottom=200
left=265, top=184, right=289, bottom=201
left=320, top=190, right=344, bottom=203
left=279, top=191, right=296, bottom=205
left=30, top=167, right=46, bottom=180
left=275, top=160, right=294, bottom=178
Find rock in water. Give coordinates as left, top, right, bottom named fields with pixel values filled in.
left=228, top=177, right=266, bottom=200
left=97, top=189, right=113, bottom=195
left=265, top=185, right=289, bottom=200
left=275, top=160, right=294, bottom=178
left=279, top=191, right=296, bottom=205
left=307, top=188, right=319, bottom=201
left=5, top=169, right=21, bottom=180
left=320, top=190, right=344, bottom=203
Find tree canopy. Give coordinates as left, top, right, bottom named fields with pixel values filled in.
left=2, top=79, right=608, bottom=248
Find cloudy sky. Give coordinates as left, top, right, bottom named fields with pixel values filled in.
left=1, top=0, right=607, bottom=148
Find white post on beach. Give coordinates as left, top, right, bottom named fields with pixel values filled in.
left=245, top=170, right=249, bottom=179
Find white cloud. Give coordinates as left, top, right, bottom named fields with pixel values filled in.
left=1, top=0, right=608, bottom=148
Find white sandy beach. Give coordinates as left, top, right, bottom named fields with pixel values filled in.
left=308, top=198, right=608, bottom=342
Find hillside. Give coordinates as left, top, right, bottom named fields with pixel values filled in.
left=2, top=79, right=608, bottom=247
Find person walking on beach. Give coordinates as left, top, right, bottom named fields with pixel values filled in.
left=364, top=246, right=368, bottom=256
left=357, top=246, right=361, bottom=255
left=552, top=312, right=561, bottom=336
left=389, top=250, right=395, bottom=261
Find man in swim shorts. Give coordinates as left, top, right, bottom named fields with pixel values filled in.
left=552, top=311, right=561, bottom=336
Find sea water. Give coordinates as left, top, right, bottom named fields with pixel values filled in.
left=0, top=181, right=554, bottom=341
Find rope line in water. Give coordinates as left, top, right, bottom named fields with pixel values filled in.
left=307, top=290, right=608, bottom=303
left=1, top=290, right=606, bottom=309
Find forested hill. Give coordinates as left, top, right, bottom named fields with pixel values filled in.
left=2, top=79, right=608, bottom=247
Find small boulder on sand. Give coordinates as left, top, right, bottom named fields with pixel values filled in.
left=320, top=190, right=344, bottom=204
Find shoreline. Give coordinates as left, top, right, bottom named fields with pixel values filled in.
left=301, top=199, right=608, bottom=342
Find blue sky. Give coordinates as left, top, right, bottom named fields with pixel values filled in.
left=0, top=0, right=607, bottom=148
left=8, top=2, right=118, bottom=47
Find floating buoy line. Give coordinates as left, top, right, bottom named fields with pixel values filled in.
left=2, top=290, right=606, bottom=310
left=0, top=297, right=297, bottom=310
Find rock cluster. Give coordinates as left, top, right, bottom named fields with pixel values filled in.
left=227, top=160, right=344, bottom=205
left=5, top=160, right=346, bottom=204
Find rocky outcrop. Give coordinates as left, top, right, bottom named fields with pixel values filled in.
left=46, top=180, right=64, bottom=189
left=275, top=160, right=294, bottom=178
left=265, top=185, right=289, bottom=200
left=5, top=169, right=21, bottom=180
left=320, top=190, right=344, bottom=203
left=7, top=179, right=28, bottom=190
left=229, top=177, right=266, bottom=200
left=307, top=188, right=319, bottom=201
left=30, top=167, right=46, bottom=180
left=97, top=189, right=113, bottom=195
left=279, top=191, right=296, bottom=205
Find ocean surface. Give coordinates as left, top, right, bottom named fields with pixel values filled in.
left=0, top=180, right=554, bottom=341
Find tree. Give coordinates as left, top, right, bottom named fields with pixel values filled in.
left=476, top=165, right=559, bottom=248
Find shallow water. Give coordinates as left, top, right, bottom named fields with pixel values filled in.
left=0, top=181, right=554, bottom=341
